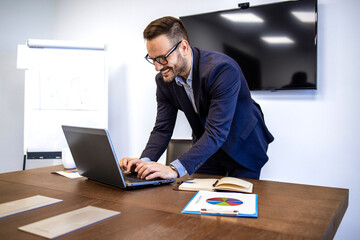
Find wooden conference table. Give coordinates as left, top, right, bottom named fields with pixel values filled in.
left=0, top=165, right=348, bottom=240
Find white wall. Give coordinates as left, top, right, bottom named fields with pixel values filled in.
left=0, top=0, right=54, bottom=172
left=0, top=0, right=359, bottom=239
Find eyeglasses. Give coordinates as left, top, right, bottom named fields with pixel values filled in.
left=145, top=41, right=182, bottom=65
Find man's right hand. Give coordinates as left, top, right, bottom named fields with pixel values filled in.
left=119, top=157, right=142, bottom=173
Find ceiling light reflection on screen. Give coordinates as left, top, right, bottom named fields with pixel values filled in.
left=261, top=36, right=295, bottom=44
left=220, top=13, right=264, bottom=23
left=291, top=11, right=316, bottom=23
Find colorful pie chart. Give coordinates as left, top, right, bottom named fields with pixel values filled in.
left=206, top=197, right=243, bottom=206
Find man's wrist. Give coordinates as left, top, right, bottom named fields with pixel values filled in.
left=169, top=164, right=179, bottom=178
left=170, top=160, right=187, bottom=177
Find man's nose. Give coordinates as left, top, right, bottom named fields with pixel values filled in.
left=154, top=61, right=164, bottom=71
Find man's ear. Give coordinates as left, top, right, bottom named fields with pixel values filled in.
left=180, top=40, right=190, bottom=56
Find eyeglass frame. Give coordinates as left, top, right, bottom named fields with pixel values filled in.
left=145, top=40, right=182, bottom=65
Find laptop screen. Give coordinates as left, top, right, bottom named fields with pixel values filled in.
left=62, top=126, right=126, bottom=188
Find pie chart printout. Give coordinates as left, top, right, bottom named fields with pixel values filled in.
left=206, top=197, right=243, bottom=206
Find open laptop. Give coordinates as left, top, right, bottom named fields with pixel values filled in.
left=62, top=125, right=175, bottom=189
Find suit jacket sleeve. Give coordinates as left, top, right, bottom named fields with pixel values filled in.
left=139, top=77, right=178, bottom=161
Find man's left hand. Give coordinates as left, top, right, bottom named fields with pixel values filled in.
left=134, top=161, right=177, bottom=180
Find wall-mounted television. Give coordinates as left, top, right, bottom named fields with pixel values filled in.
left=180, top=0, right=317, bottom=91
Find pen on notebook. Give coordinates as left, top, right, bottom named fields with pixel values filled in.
left=200, top=208, right=239, bottom=215
left=212, top=179, right=219, bottom=187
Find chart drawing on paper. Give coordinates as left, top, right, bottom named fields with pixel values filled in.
left=206, top=197, right=243, bottom=206
left=18, top=43, right=107, bottom=153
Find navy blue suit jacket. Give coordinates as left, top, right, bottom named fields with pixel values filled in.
left=141, top=47, right=274, bottom=175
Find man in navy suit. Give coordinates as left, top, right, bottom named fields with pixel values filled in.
left=120, top=16, right=274, bottom=180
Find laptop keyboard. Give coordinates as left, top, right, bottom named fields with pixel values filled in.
left=122, top=172, right=150, bottom=182
left=122, top=171, right=163, bottom=182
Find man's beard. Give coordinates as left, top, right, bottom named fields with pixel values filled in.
left=161, top=54, right=187, bottom=83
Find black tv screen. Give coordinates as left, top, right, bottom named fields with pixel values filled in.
left=180, top=0, right=317, bottom=91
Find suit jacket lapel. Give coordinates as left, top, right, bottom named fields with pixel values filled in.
left=191, top=47, right=201, bottom=113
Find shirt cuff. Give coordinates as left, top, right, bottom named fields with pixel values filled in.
left=170, top=159, right=187, bottom=178
left=140, top=157, right=151, bottom=162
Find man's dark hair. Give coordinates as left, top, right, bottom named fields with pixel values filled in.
left=143, top=16, right=189, bottom=44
